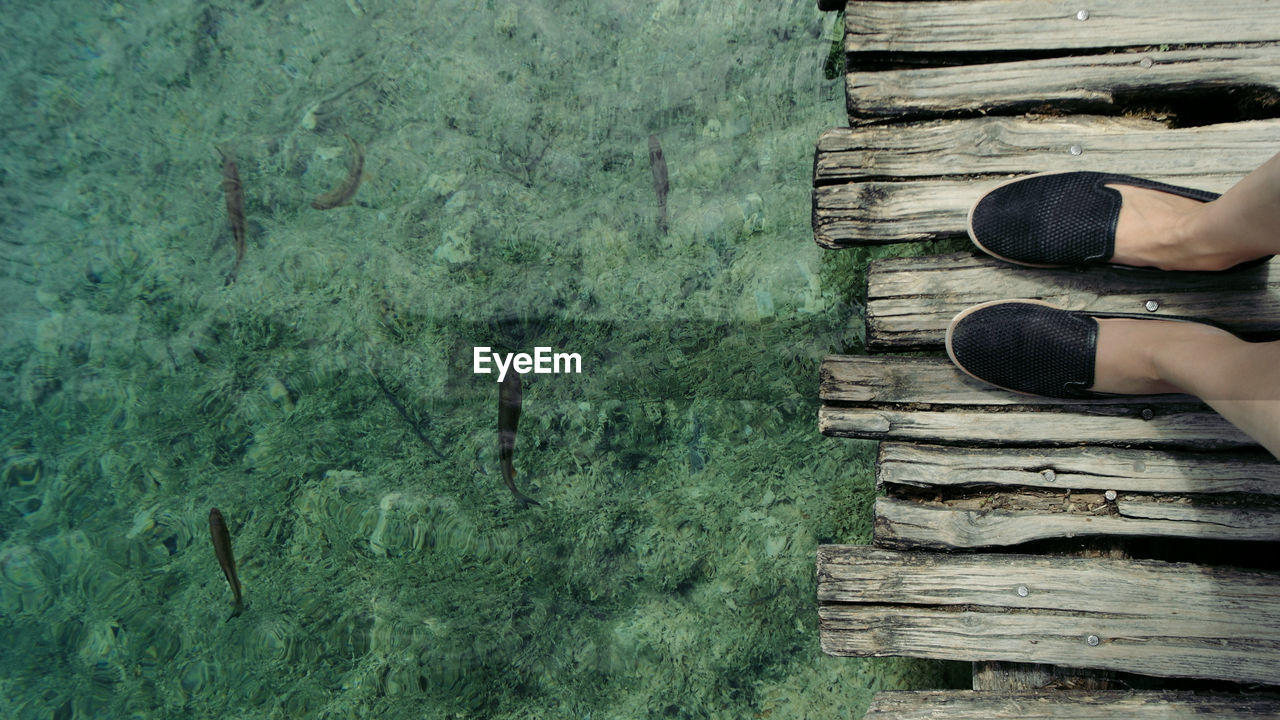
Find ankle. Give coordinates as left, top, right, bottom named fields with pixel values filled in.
left=1173, top=198, right=1272, bottom=271
left=1091, top=319, right=1180, bottom=394
left=1148, top=321, right=1239, bottom=391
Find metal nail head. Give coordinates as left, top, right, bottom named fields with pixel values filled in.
left=1141, top=408, right=1155, bottom=421
left=1017, top=585, right=1029, bottom=597
left=1087, top=634, right=1100, bottom=646
left=1069, top=144, right=1083, bottom=156
left=1041, top=469, right=1056, bottom=482
left=1140, top=57, right=1154, bottom=69
left=1105, top=490, right=1117, bottom=501
left=1076, top=9, right=1090, bottom=21
left=1145, top=299, right=1160, bottom=312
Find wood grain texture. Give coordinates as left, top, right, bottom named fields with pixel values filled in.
left=819, top=355, right=1255, bottom=449
left=873, top=496, right=1280, bottom=549
left=812, top=117, right=1280, bottom=247
left=817, top=546, right=1280, bottom=683
left=877, top=442, right=1280, bottom=495
left=846, top=46, right=1280, bottom=121
left=844, top=0, right=1280, bottom=54
left=820, top=406, right=1250, bottom=449
left=862, top=691, right=1280, bottom=719
left=813, top=116, right=1271, bottom=183
left=864, top=252, right=1280, bottom=350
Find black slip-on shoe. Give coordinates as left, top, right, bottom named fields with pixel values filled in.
left=967, top=171, right=1271, bottom=272
left=945, top=299, right=1223, bottom=399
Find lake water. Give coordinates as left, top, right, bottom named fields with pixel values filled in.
left=0, top=1, right=959, bottom=717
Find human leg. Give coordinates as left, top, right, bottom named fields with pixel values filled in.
left=1110, top=151, right=1280, bottom=270
left=1092, top=318, right=1280, bottom=457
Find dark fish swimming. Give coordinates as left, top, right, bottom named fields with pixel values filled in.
left=648, top=134, right=669, bottom=235
left=208, top=507, right=245, bottom=620
left=216, top=147, right=246, bottom=285
left=499, top=372, right=539, bottom=508
left=311, top=134, right=365, bottom=210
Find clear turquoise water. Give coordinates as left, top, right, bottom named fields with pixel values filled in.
left=0, top=1, right=960, bottom=717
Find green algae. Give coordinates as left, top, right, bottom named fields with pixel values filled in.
left=0, top=1, right=964, bottom=718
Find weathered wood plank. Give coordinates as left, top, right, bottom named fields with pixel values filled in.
left=865, top=252, right=1280, bottom=351
left=817, top=546, right=1279, bottom=615
left=820, top=405, right=1251, bottom=449
left=814, top=116, right=1273, bottom=183
left=819, top=355, right=1254, bottom=449
left=845, top=0, right=1280, bottom=54
left=1115, top=497, right=1280, bottom=530
left=873, top=496, right=1280, bottom=549
left=821, top=355, right=1190, bottom=407
left=862, top=691, right=1280, bottom=719
left=817, top=546, right=1280, bottom=683
left=822, top=604, right=1280, bottom=682
left=877, top=442, right=1280, bottom=495
left=812, top=117, right=1280, bottom=248
left=846, top=46, right=1280, bottom=121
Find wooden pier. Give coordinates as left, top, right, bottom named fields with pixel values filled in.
left=812, top=0, right=1280, bottom=715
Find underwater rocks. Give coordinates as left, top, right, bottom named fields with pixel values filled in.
left=0, top=543, right=57, bottom=616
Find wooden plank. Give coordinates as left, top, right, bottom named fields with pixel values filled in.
left=1115, top=497, right=1280, bottom=530
left=862, top=690, right=1280, bottom=719
left=817, top=546, right=1280, bottom=683
left=822, top=604, right=1280, bottom=683
left=845, top=0, right=1280, bottom=54
left=819, top=355, right=1254, bottom=449
left=814, top=116, right=1271, bottom=183
left=873, top=496, right=1280, bottom=549
left=877, top=443, right=1280, bottom=496
left=821, top=406, right=1250, bottom=448
left=817, top=546, right=1279, bottom=616
left=846, top=46, right=1280, bottom=121
left=821, top=355, right=1186, bottom=407
left=865, top=252, right=1280, bottom=351
left=812, top=117, right=1280, bottom=248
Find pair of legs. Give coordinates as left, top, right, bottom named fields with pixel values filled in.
left=1093, top=152, right=1280, bottom=457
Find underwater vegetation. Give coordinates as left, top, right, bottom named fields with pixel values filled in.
left=0, top=1, right=964, bottom=718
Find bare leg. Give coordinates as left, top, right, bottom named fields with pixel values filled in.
left=1092, top=319, right=1280, bottom=458
left=1109, top=151, right=1280, bottom=270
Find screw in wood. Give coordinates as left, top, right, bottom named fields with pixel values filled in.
left=1141, top=408, right=1155, bottom=421
left=1069, top=144, right=1083, bottom=156
left=1041, top=469, right=1056, bottom=482
left=1087, top=635, right=1100, bottom=646
left=1104, top=490, right=1117, bottom=501
left=1140, top=57, right=1154, bottom=69
left=1016, top=585, right=1029, bottom=597
left=1076, top=9, right=1090, bottom=20
left=1145, top=299, right=1160, bottom=312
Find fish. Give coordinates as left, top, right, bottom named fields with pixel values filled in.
left=217, top=147, right=246, bottom=285
left=208, top=507, right=245, bottom=620
left=498, top=372, right=539, bottom=508
left=648, top=134, right=669, bottom=235
left=311, top=134, right=365, bottom=210
left=368, top=364, right=445, bottom=461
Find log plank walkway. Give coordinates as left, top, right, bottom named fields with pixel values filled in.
left=811, top=0, right=1280, bottom=715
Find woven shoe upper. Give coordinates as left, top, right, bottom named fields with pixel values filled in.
left=970, top=172, right=1220, bottom=267
left=948, top=302, right=1098, bottom=398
